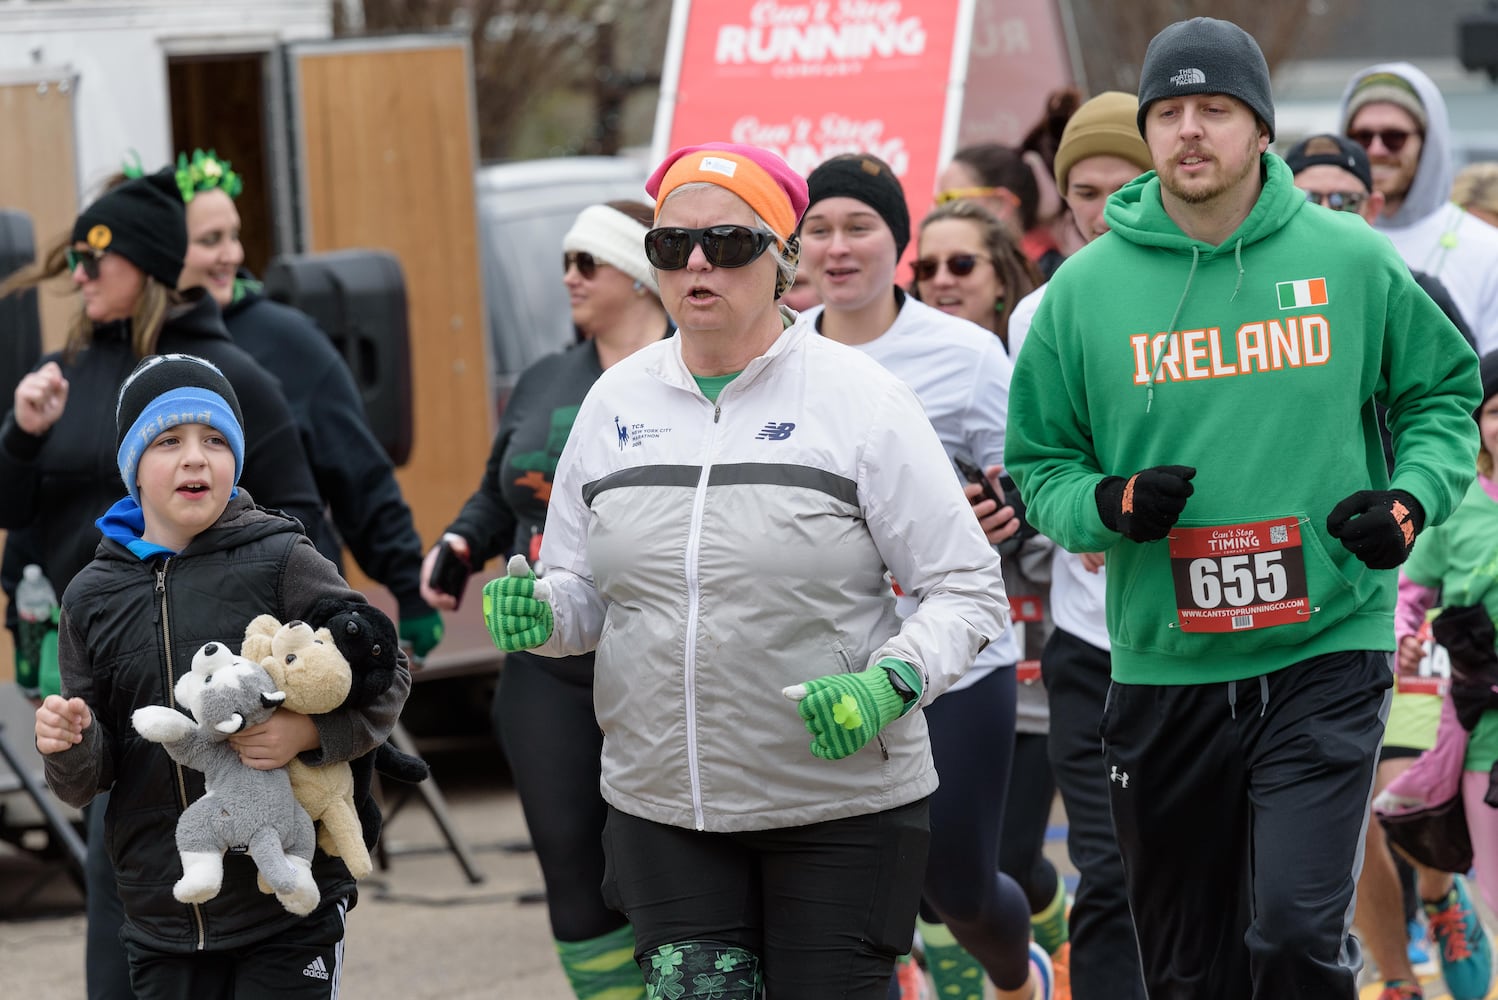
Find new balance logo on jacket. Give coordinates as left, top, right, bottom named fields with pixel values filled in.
left=303, top=956, right=331, bottom=980
left=755, top=421, right=795, bottom=441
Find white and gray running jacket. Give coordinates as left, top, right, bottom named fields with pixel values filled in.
left=534, top=314, right=1010, bottom=832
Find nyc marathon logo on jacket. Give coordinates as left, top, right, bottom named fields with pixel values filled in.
left=1007, top=152, right=1480, bottom=686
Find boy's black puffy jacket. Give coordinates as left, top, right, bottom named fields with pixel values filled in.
left=46, top=496, right=410, bottom=953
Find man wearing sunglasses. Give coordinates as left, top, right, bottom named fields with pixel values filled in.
left=1340, top=63, right=1498, bottom=356
left=1285, top=130, right=1473, bottom=364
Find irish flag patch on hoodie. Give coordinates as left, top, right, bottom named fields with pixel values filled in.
left=1276, top=277, right=1328, bottom=308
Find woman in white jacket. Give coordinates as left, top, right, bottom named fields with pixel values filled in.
left=482, top=141, right=1009, bottom=1000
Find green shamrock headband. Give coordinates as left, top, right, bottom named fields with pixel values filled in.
left=122, top=149, right=244, bottom=202
left=173, top=149, right=243, bottom=202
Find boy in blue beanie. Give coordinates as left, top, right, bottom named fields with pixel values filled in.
left=35, top=353, right=410, bottom=998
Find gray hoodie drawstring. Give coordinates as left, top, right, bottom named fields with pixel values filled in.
left=1226, top=674, right=1271, bottom=720
left=1147, top=245, right=1200, bottom=413
left=1146, top=239, right=1246, bottom=409
left=1230, top=237, right=1245, bottom=302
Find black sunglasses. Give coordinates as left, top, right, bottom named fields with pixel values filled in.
left=1349, top=128, right=1414, bottom=154
left=643, top=225, right=777, bottom=270
left=563, top=251, right=600, bottom=279
left=1304, top=190, right=1367, bottom=213
left=911, top=253, right=990, bottom=282
left=66, top=246, right=109, bottom=280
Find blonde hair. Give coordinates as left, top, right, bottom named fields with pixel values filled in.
left=0, top=232, right=179, bottom=363
left=1453, top=162, right=1498, bottom=220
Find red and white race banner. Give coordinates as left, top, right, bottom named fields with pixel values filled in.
left=653, top=0, right=976, bottom=246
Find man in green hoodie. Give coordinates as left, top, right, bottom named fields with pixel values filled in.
left=1004, top=17, right=1481, bottom=1000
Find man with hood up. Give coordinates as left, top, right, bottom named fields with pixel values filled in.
left=1341, top=62, right=1498, bottom=354
left=1006, top=17, right=1481, bottom=1000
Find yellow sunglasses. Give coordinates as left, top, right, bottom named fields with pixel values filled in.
left=933, top=186, right=1021, bottom=209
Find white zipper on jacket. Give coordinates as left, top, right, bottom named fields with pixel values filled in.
left=682, top=396, right=724, bottom=830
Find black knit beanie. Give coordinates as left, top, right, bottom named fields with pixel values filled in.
left=115, top=354, right=245, bottom=504
left=71, top=169, right=187, bottom=288
left=1283, top=134, right=1373, bottom=193
left=1136, top=17, right=1275, bottom=141
left=1481, top=350, right=1498, bottom=414
left=804, top=154, right=911, bottom=258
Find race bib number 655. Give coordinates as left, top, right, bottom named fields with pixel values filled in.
left=1168, top=517, right=1309, bottom=633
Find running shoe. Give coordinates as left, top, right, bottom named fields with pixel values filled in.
left=1029, top=941, right=1055, bottom=1000
left=893, top=954, right=930, bottom=1000
left=1424, top=876, right=1494, bottom=1000
left=1031, top=876, right=1070, bottom=956
left=1049, top=942, right=1072, bottom=1000
left=1376, top=979, right=1423, bottom=1000
left=1407, top=916, right=1434, bottom=974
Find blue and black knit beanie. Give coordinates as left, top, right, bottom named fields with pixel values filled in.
left=115, top=353, right=245, bottom=503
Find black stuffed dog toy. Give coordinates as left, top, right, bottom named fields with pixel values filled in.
left=306, top=597, right=431, bottom=850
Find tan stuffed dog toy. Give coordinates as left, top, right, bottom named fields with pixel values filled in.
left=241, top=615, right=372, bottom=880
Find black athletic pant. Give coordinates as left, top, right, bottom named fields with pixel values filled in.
left=84, top=792, right=135, bottom=1000
left=918, top=666, right=1034, bottom=990
left=601, top=798, right=930, bottom=1000
left=1101, top=649, right=1391, bottom=1000
left=1000, top=730, right=1060, bottom=914
left=124, top=895, right=348, bottom=999
left=1041, top=627, right=1145, bottom=1000
left=493, top=649, right=626, bottom=942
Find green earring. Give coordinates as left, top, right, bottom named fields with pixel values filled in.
left=994, top=297, right=1006, bottom=313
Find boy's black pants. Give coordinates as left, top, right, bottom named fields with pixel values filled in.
left=124, top=895, right=348, bottom=999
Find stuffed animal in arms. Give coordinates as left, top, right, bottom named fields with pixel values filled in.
left=241, top=614, right=371, bottom=879
left=131, top=640, right=320, bottom=916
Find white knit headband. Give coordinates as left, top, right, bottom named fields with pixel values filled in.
left=563, top=205, right=658, bottom=296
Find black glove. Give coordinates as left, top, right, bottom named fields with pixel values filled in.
left=1431, top=604, right=1498, bottom=731
left=1095, top=466, right=1196, bottom=542
left=1325, top=489, right=1424, bottom=569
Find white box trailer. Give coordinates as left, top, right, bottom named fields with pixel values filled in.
left=0, top=0, right=332, bottom=206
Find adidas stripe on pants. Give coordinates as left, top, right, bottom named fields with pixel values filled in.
left=124, top=895, right=348, bottom=998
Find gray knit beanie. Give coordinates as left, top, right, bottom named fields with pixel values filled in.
left=1136, top=17, right=1275, bottom=141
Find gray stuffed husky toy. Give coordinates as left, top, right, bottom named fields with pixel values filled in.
left=132, top=640, right=320, bottom=916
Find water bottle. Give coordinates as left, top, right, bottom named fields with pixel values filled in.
left=15, top=563, right=58, bottom=697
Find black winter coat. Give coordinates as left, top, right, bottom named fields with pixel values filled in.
left=223, top=284, right=426, bottom=619
left=46, top=495, right=411, bottom=953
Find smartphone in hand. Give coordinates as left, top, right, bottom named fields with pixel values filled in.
left=430, top=541, right=472, bottom=608
left=954, top=456, right=1004, bottom=508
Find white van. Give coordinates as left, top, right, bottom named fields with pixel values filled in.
left=474, top=155, right=652, bottom=400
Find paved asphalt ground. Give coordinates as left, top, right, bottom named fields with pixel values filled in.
left=0, top=726, right=1491, bottom=997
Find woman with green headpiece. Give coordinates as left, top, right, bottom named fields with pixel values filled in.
left=167, top=149, right=443, bottom=662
